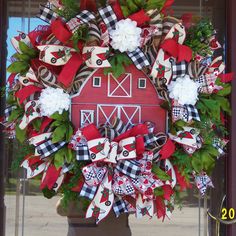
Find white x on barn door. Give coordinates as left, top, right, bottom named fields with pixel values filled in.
left=97, top=104, right=141, bottom=126
left=108, top=73, right=132, bottom=97
left=80, top=110, right=94, bottom=126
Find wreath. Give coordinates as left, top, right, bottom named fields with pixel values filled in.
left=1, top=0, right=233, bottom=223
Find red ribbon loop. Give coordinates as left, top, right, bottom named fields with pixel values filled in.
left=15, top=85, right=42, bottom=104
left=57, top=53, right=83, bottom=87
left=161, top=39, right=192, bottom=62
left=51, top=19, right=72, bottom=44
left=128, top=10, right=150, bottom=27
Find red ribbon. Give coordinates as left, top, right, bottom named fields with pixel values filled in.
left=40, top=117, right=53, bottom=133
left=82, top=124, right=102, bottom=141
left=155, top=197, right=166, bottom=220
left=174, top=166, right=192, bottom=191
left=218, top=72, right=234, bottom=83
left=57, top=53, right=84, bottom=88
left=161, top=0, right=175, bottom=15
left=71, top=178, right=84, bottom=192
left=51, top=19, right=72, bottom=44
left=28, top=25, right=52, bottom=47
left=128, top=10, right=150, bottom=27
left=8, top=73, right=17, bottom=87
left=80, top=0, right=97, bottom=12
left=111, top=0, right=124, bottom=20
left=161, top=39, right=192, bottom=62
left=40, top=164, right=62, bottom=190
left=159, top=139, right=175, bottom=160
left=181, top=13, right=193, bottom=29
left=15, top=85, right=42, bottom=104
left=27, top=155, right=45, bottom=171
left=162, top=185, right=174, bottom=201
left=81, top=123, right=148, bottom=156
left=113, top=124, right=149, bottom=142
left=50, top=19, right=92, bottom=87
left=110, top=1, right=150, bottom=26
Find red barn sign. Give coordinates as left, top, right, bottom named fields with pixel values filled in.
left=71, top=64, right=166, bottom=132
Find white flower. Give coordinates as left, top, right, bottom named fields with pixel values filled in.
left=168, top=75, right=199, bottom=105
left=38, top=87, right=70, bottom=117
left=109, top=19, right=142, bottom=53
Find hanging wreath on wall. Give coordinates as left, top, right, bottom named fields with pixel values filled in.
left=1, top=0, right=233, bottom=223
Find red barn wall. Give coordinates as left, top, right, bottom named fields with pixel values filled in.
left=71, top=64, right=167, bottom=132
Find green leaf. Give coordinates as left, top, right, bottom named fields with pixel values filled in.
left=54, top=149, right=66, bottom=169
left=191, top=152, right=203, bottom=173
left=65, top=148, right=74, bottom=163
left=57, top=0, right=80, bottom=20
left=32, top=119, right=42, bottom=132
left=7, top=61, right=29, bottom=74
left=154, top=187, right=164, bottom=197
left=65, top=125, right=74, bottom=142
left=185, top=19, right=215, bottom=56
left=201, top=152, right=215, bottom=174
left=217, top=84, right=232, bottom=97
left=104, top=53, right=132, bottom=78
left=121, top=6, right=131, bottom=17
left=8, top=108, right=24, bottom=122
left=6, top=92, right=17, bottom=105
left=200, top=98, right=221, bottom=122
left=134, top=0, right=145, bottom=7
left=42, top=187, right=56, bottom=199
left=152, top=165, right=171, bottom=181
left=52, top=124, right=67, bottom=143
left=18, top=41, right=38, bottom=58
left=204, top=145, right=219, bottom=157
left=54, top=147, right=74, bottom=168
left=145, top=0, right=166, bottom=10
left=126, top=0, right=139, bottom=13
left=13, top=53, right=31, bottom=62
left=51, top=120, right=63, bottom=128
left=15, top=125, right=27, bottom=143
left=174, top=120, right=188, bottom=130
left=50, top=111, right=69, bottom=122
left=212, top=95, right=231, bottom=115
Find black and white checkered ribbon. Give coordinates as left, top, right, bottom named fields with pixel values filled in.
left=144, top=133, right=167, bottom=160
left=66, top=10, right=96, bottom=32
left=194, top=173, right=214, bottom=196
left=80, top=182, right=97, bottom=200
left=62, top=162, right=73, bottom=173
left=172, top=61, right=187, bottom=79
left=76, top=144, right=90, bottom=161
left=212, top=138, right=226, bottom=156
left=115, top=160, right=141, bottom=179
left=37, top=4, right=60, bottom=24
left=172, top=103, right=200, bottom=122
left=35, top=140, right=66, bottom=159
left=113, top=197, right=128, bottom=217
left=98, top=6, right=150, bottom=70
left=186, top=104, right=200, bottom=122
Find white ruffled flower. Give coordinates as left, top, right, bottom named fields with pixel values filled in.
left=38, top=87, right=70, bottom=117
left=168, top=75, right=199, bottom=105
left=109, top=18, right=142, bottom=53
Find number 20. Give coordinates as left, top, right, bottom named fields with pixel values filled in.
left=221, top=208, right=235, bottom=220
